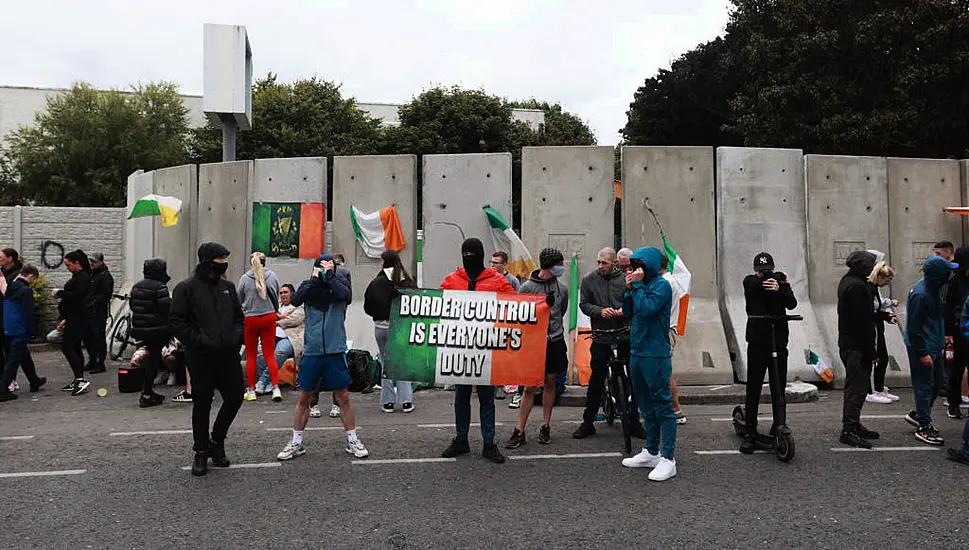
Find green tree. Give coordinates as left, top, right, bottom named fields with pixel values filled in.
left=508, top=99, right=596, bottom=146
left=189, top=74, right=384, bottom=163
left=4, top=82, right=189, bottom=206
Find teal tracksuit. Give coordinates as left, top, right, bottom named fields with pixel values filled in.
left=622, top=247, right=675, bottom=459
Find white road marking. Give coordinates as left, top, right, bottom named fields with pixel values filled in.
left=266, top=426, right=345, bottom=432
left=265, top=410, right=288, bottom=414
left=0, top=435, right=35, bottom=441
left=352, top=457, right=457, bottom=465
left=180, top=462, right=281, bottom=471
left=830, top=446, right=940, bottom=453
left=0, top=469, right=86, bottom=478
left=417, top=422, right=505, bottom=428
left=709, top=385, right=734, bottom=392
left=109, top=430, right=192, bottom=436
left=507, top=452, right=622, bottom=461
left=694, top=450, right=771, bottom=455
left=710, top=414, right=908, bottom=422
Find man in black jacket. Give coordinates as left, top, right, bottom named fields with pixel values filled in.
left=741, top=252, right=798, bottom=454
left=944, top=247, right=969, bottom=420
left=130, top=259, right=172, bottom=408
left=54, top=250, right=93, bottom=396
left=169, top=243, right=245, bottom=477
left=84, top=251, right=114, bottom=374
left=838, top=250, right=881, bottom=448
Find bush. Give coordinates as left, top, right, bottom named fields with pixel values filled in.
left=28, top=273, right=52, bottom=330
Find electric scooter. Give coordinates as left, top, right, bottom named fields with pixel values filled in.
left=732, top=314, right=803, bottom=462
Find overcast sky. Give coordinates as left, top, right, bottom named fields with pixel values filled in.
left=1, top=0, right=731, bottom=145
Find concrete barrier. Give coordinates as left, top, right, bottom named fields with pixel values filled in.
left=717, top=147, right=828, bottom=383
left=332, top=155, right=418, bottom=354
left=422, top=153, right=512, bottom=289
left=805, top=155, right=909, bottom=387
left=622, top=146, right=732, bottom=385
left=152, top=164, right=198, bottom=282
left=125, top=170, right=154, bottom=288
left=197, top=161, right=252, bottom=284
left=250, top=157, right=327, bottom=289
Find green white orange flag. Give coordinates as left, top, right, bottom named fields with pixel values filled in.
left=662, top=234, right=691, bottom=335
left=383, top=289, right=550, bottom=386
left=128, top=194, right=182, bottom=227
left=483, top=205, right=535, bottom=279
left=350, top=205, right=406, bottom=258
left=568, top=253, right=593, bottom=384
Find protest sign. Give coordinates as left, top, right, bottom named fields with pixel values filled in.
left=383, top=289, right=550, bottom=386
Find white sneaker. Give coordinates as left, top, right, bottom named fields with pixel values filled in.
left=648, top=458, right=677, bottom=481
left=244, top=389, right=257, bottom=401
left=866, top=392, right=893, bottom=404
left=675, top=410, right=687, bottom=424
left=277, top=440, right=306, bottom=461
left=166, top=373, right=176, bottom=386
left=8, top=380, right=19, bottom=392
left=309, top=405, right=322, bottom=418
left=329, top=404, right=341, bottom=418
left=509, top=394, right=522, bottom=409
left=622, top=448, right=661, bottom=469
left=346, top=439, right=369, bottom=458
left=272, top=388, right=282, bottom=402
left=882, top=388, right=900, bottom=401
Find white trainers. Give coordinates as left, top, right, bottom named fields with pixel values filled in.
left=272, top=388, right=282, bottom=402
left=8, top=380, right=19, bottom=392
left=309, top=405, right=322, bottom=418
left=675, top=410, right=687, bottom=424
left=244, top=389, right=257, bottom=401
left=866, top=392, right=893, bottom=404
left=277, top=440, right=306, bottom=461
left=329, top=404, right=341, bottom=418
left=648, top=458, right=677, bottom=481
left=882, top=388, right=900, bottom=401
left=346, top=439, right=369, bottom=458
left=622, top=448, right=661, bottom=469
left=509, top=394, right=522, bottom=409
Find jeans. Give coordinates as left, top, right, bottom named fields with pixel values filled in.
left=455, top=385, right=496, bottom=445
left=256, top=338, right=294, bottom=387
left=83, top=311, right=108, bottom=367
left=583, top=342, right=641, bottom=425
left=746, top=344, right=789, bottom=435
left=0, top=338, right=42, bottom=390
left=375, top=326, right=413, bottom=405
left=841, top=348, right=870, bottom=431
left=187, top=352, right=245, bottom=452
left=629, top=355, right=676, bottom=460
left=908, top=347, right=944, bottom=427
left=62, top=319, right=86, bottom=379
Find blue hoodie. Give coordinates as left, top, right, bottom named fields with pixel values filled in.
left=3, top=277, right=35, bottom=343
left=292, top=254, right=351, bottom=356
left=622, top=247, right=673, bottom=358
left=905, top=255, right=952, bottom=355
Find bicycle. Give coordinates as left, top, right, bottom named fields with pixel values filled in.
left=579, top=326, right=634, bottom=454
left=107, top=293, right=138, bottom=361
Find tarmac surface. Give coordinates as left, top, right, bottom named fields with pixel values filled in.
left=1, top=351, right=968, bottom=549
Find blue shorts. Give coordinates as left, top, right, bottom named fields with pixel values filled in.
left=298, top=354, right=352, bottom=392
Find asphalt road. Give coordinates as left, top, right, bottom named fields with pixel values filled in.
left=1, top=352, right=967, bottom=549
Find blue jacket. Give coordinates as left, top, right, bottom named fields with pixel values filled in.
left=622, top=247, right=672, bottom=358
left=905, top=256, right=950, bottom=355
left=3, top=277, right=35, bottom=342
left=293, top=255, right=351, bottom=356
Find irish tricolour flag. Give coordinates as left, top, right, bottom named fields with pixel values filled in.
left=483, top=205, right=535, bottom=279
left=128, top=194, right=182, bottom=227
left=662, top=235, right=692, bottom=335
left=350, top=205, right=406, bottom=258
left=383, top=289, right=550, bottom=387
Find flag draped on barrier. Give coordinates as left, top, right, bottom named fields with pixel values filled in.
left=350, top=205, right=406, bottom=258
left=483, top=205, right=535, bottom=279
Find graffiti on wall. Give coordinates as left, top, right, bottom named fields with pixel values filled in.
left=252, top=202, right=325, bottom=259
left=40, top=240, right=65, bottom=269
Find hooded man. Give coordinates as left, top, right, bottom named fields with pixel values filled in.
left=440, top=237, right=515, bottom=464
left=837, top=250, right=880, bottom=448
left=169, top=242, right=246, bottom=477
left=944, top=247, right=969, bottom=420
left=130, top=259, right=172, bottom=408
left=277, top=254, right=369, bottom=462
left=904, top=255, right=959, bottom=446
left=84, top=251, right=114, bottom=374
left=505, top=247, right=569, bottom=449
left=619, top=247, right=676, bottom=482
left=0, top=264, right=45, bottom=401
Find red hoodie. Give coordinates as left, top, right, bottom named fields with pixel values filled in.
left=440, top=268, right=515, bottom=293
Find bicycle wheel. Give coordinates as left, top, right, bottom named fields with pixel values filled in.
left=109, top=315, right=131, bottom=361
left=602, top=386, right=616, bottom=426
left=615, top=375, right=633, bottom=455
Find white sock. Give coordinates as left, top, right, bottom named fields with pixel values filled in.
left=346, top=429, right=357, bottom=443
left=293, top=430, right=303, bottom=445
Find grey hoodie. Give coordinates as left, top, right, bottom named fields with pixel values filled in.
left=520, top=270, right=569, bottom=342
left=238, top=269, right=280, bottom=317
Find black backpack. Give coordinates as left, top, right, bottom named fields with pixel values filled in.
left=347, top=349, right=382, bottom=393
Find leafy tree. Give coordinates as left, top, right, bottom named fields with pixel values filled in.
left=0, top=152, right=20, bottom=205
left=189, top=74, right=384, bottom=163
left=508, top=99, right=596, bottom=146
left=4, top=82, right=189, bottom=206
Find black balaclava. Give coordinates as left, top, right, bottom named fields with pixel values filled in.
left=196, top=242, right=230, bottom=283
left=461, top=238, right=486, bottom=290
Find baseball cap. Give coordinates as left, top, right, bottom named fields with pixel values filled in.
left=753, top=252, right=774, bottom=271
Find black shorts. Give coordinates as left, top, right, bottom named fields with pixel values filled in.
left=545, top=338, right=569, bottom=375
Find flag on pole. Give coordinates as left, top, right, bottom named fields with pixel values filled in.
left=483, top=205, right=536, bottom=278
left=568, top=253, right=579, bottom=332
left=128, top=194, right=182, bottom=227
left=662, top=234, right=691, bottom=335
left=350, top=205, right=406, bottom=258
left=568, top=253, right=593, bottom=384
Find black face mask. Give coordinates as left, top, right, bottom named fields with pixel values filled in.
left=461, top=238, right=486, bottom=288
left=201, top=261, right=228, bottom=281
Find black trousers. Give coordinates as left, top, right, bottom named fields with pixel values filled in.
left=582, top=341, right=640, bottom=425
left=83, top=311, right=108, bottom=367
left=949, top=336, right=969, bottom=408
left=869, top=329, right=889, bottom=393
left=841, top=348, right=870, bottom=431
left=187, top=352, right=245, bottom=452
left=745, top=344, right=788, bottom=436
left=61, top=320, right=86, bottom=379
left=142, top=340, right=165, bottom=396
